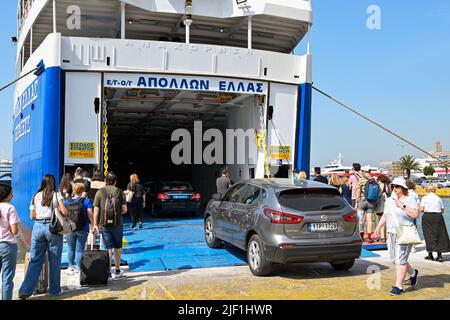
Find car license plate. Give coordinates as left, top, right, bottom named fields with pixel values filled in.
left=308, top=222, right=339, bottom=232
left=172, top=195, right=189, bottom=199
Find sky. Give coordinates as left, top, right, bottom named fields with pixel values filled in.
left=0, top=0, right=449, bottom=167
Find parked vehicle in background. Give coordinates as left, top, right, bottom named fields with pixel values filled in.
left=420, top=180, right=445, bottom=189
left=143, top=181, right=202, bottom=217
left=203, top=179, right=362, bottom=276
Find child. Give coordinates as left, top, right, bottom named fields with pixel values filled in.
left=0, top=183, right=21, bottom=300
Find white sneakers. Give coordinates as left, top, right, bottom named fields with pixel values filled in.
left=66, top=266, right=81, bottom=276
left=66, top=266, right=75, bottom=276
left=113, top=268, right=124, bottom=279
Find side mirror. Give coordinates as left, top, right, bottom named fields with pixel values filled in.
left=212, top=193, right=222, bottom=201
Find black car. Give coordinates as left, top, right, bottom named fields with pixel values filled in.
left=143, top=181, right=202, bottom=217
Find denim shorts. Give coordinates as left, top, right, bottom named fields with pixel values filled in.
left=101, top=226, right=123, bottom=249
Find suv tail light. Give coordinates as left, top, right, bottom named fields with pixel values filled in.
left=263, top=209, right=304, bottom=224
left=192, top=193, right=201, bottom=199
left=157, top=193, right=170, bottom=200
left=343, top=210, right=358, bottom=223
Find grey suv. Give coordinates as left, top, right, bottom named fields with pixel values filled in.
left=204, top=179, right=362, bottom=276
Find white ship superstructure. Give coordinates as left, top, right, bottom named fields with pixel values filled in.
left=13, top=0, right=314, bottom=243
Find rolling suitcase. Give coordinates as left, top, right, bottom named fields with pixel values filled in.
left=80, top=233, right=110, bottom=286
left=24, top=252, right=48, bottom=295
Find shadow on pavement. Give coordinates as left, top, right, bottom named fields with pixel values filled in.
left=25, top=277, right=148, bottom=300
left=273, top=260, right=390, bottom=280
left=405, top=274, right=450, bottom=292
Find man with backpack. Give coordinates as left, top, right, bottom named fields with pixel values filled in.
left=65, top=183, right=94, bottom=276
left=355, top=169, right=381, bottom=242
left=92, top=172, right=127, bottom=280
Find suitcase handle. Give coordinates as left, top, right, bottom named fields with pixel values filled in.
left=87, top=232, right=103, bottom=251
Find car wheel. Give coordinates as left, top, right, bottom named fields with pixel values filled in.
left=247, top=234, right=272, bottom=276
left=204, top=216, right=222, bottom=248
left=330, top=259, right=355, bottom=271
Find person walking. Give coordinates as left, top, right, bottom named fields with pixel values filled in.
left=66, top=167, right=90, bottom=198
left=420, top=184, right=450, bottom=262
left=216, top=169, right=232, bottom=197
left=0, top=184, right=20, bottom=300
left=374, top=177, right=420, bottom=296
left=65, top=183, right=94, bottom=275
left=406, top=179, right=420, bottom=252
left=339, top=177, right=352, bottom=205
left=126, top=174, right=145, bottom=230
left=349, top=163, right=363, bottom=208
left=356, top=170, right=380, bottom=242
left=18, top=174, right=69, bottom=299
left=329, top=174, right=341, bottom=189
left=313, top=167, right=328, bottom=184
left=58, top=173, right=73, bottom=199
left=374, top=174, right=392, bottom=243
left=87, top=171, right=106, bottom=204
left=93, top=172, right=127, bottom=280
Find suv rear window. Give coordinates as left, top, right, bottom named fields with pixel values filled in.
left=277, top=188, right=348, bottom=211
left=161, top=182, right=193, bottom=191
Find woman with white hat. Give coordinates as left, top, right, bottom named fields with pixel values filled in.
left=420, top=184, right=449, bottom=262
left=374, top=177, right=420, bottom=296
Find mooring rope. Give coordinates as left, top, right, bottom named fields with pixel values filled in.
left=312, top=85, right=450, bottom=169
left=0, top=67, right=38, bottom=93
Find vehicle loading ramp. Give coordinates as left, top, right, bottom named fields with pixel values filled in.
left=61, top=216, right=378, bottom=272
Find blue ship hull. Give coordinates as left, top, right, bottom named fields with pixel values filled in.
left=12, top=66, right=63, bottom=248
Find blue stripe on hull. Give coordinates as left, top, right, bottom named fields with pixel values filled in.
left=12, top=66, right=62, bottom=234
left=295, top=83, right=312, bottom=177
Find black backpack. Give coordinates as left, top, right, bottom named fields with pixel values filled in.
left=101, top=189, right=121, bottom=227
left=67, top=198, right=87, bottom=232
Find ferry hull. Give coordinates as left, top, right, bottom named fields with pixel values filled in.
left=12, top=66, right=63, bottom=246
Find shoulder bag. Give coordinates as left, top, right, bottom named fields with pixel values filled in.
left=49, top=192, right=77, bottom=235
left=386, top=199, right=422, bottom=245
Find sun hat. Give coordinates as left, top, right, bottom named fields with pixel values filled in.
left=390, top=177, right=408, bottom=189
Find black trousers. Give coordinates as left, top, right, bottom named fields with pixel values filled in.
left=422, top=212, right=450, bottom=253
left=129, top=197, right=144, bottom=226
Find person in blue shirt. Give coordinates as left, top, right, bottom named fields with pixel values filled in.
left=65, top=183, right=94, bottom=275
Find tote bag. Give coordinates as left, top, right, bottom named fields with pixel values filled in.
left=385, top=199, right=422, bottom=245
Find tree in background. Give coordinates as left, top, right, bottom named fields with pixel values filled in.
left=399, top=155, right=421, bottom=179
left=423, top=165, right=435, bottom=177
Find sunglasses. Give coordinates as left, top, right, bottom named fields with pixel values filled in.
left=391, top=185, right=403, bottom=189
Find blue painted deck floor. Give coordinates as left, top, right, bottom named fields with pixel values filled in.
left=61, top=216, right=379, bottom=272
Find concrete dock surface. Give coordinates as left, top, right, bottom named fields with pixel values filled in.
left=7, top=243, right=450, bottom=300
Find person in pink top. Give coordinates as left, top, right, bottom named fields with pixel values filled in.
left=0, top=183, right=21, bottom=300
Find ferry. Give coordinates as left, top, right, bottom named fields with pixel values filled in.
left=12, top=0, right=314, bottom=248
left=319, top=153, right=380, bottom=177
left=0, top=159, right=12, bottom=184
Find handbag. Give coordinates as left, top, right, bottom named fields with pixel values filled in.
left=49, top=193, right=76, bottom=235
left=386, top=199, right=422, bottom=245
left=125, top=190, right=134, bottom=203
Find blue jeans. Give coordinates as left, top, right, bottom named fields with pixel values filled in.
left=0, top=242, right=18, bottom=300
left=19, top=221, right=64, bottom=296
left=66, top=231, right=88, bottom=269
